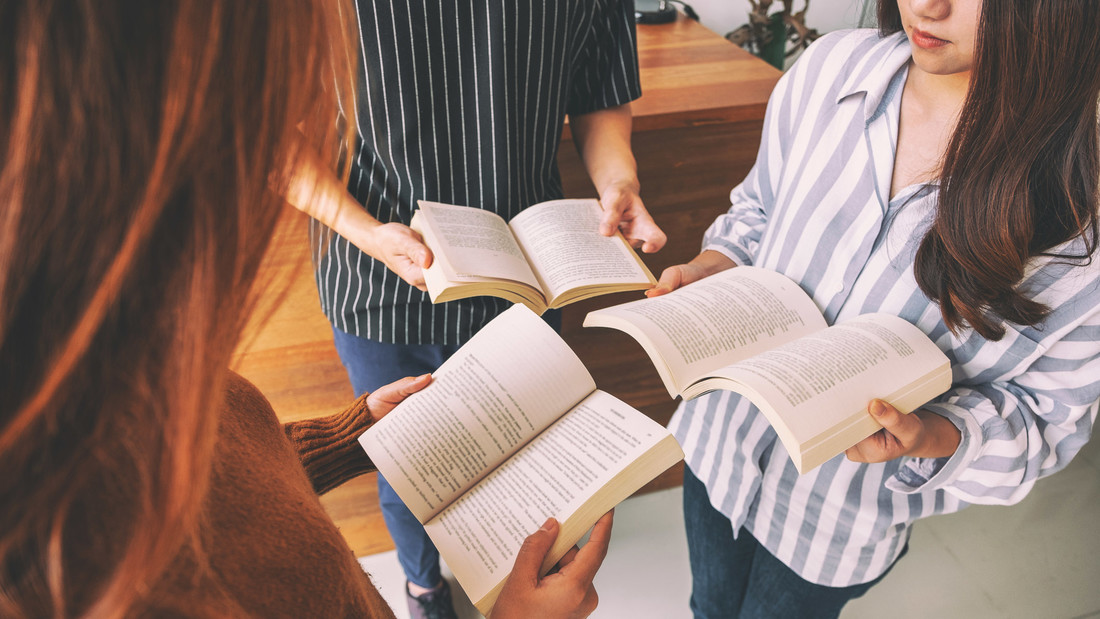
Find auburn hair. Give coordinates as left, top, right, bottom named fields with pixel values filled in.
left=879, top=0, right=1100, bottom=339
left=0, top=0, right=356, bottom=616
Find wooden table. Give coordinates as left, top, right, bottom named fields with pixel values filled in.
left=231, top=14, right=780, bottom=557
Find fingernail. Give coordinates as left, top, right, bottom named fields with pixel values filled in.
left=540, top=517, right=556, bottom=532
left=870, top=400, right=885, bottom=416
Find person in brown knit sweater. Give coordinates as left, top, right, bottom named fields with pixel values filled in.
left=0, top=1, right=612, bottom=617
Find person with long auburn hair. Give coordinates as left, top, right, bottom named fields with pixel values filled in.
left=0, top=1, right=612, bottom=617
left=647, top=0, right=1100, bottom=616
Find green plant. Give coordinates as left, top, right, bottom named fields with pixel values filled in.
left=726, top=0, right=819, bottom=69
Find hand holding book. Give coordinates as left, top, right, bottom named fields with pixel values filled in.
left=359, top=370, right=618, bottom=619
left=411, top=199, right=657, bottom=315
left=492, top=513, right=613, bottom=619
left=846, top=398, right=962, bottom=462
left=585, top=266, right=952, bottom=474
left=358, top=305, right=683, bottom=615
left=644, top=249, right=736, bottom=298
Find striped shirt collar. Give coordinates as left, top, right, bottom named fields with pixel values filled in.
left=836, top=31, right=911, bottom=123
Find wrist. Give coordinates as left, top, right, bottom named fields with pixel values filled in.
left=691, top=250, right=737, bottom=277
left=344, top=212, right=383, bottom=257
left=598, top=176, right=641, bottom=198
left=914, top=410, right=961, bottom=459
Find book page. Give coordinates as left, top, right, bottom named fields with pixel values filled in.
left=359, top=305, right=596, bottom=522
left=509, top=199, right=653, bottom=301
left=584, top=267, right=827, bottom=396
left=424, top=390, right=682, bottom=610
left=693, top=312, right=951, bottom=471
left=416, top=200, right=542, bottom=290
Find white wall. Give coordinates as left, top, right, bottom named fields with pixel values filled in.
left=683, top=0, right=869, bottom=41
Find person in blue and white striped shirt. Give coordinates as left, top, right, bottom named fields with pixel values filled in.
left=648, top=0, right=1100, bottom=616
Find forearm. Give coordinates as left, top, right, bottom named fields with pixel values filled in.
left=286, top=148, right=432, bottom=289
left=907, top=409, right=962, bottom=458
left=686, top=250, right=738, bottom=277
left=569, top=103, right=639, bottom=196
left=700, top=176, right=770, bottom=266
left=648, top=249, right=735, bottom=296
left=283, top=393, right=377, bottom=495
left=570, top=103, right=667, bottom=251
left=285, top=148, right=383, bottom=254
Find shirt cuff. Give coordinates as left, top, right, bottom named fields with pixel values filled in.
left=701, top=242, right=754, bottom=268
left=284, top=393, right=377, bottom=495
left=885, top=402, right=979, bottom=493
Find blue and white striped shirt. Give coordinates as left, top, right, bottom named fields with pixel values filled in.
left=314, top=0, right=642, bottom=345
left=669, top=29, right=1100, bottom=587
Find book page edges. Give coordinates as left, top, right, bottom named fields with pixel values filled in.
left=526, top=239, right=656, bottom=307
left=508, top=199, right=657, bottom=303
left=421, top=271, right=549, bottom=315
left=466, top=433, right=684, bottom=616
left=683, top=361, right=952, bottom=474
left=539, top=233, right=655, bottom=304
left=412, top=211, right=549, bottom=313
left=547, top=280, right=655, bottom=309
left=582, top=311, right=684, bottom=399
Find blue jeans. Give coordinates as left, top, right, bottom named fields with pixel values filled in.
left=682, top=467, right=900, bottom=618
left=331, top=328, right=461, bottom=589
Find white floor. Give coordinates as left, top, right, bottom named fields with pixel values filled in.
left=360, top=436, right=1100, bottom=619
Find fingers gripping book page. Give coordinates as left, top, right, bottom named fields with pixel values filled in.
left=358, top=306, right=597, bottom=523
left=584, top=267, right=827, bottom=397
left=508, top=199, right=654, bottom=302
left=424, top=390, right=683, bottom=613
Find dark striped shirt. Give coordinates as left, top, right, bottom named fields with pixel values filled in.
left=314, top=0, right=642, bottom=344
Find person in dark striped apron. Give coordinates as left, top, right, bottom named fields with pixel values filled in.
left=290, top=3, right=666, bottom=617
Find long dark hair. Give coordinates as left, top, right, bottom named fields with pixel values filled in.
left=0, top=1, right=356, bottom=616
left=879, top=0, right=1100, bottom=339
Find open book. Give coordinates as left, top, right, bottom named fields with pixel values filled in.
left=358, top=305, right=683, bottom=616
left=583, top=266, right=952, bottom=474
left=410, top=199, right=657, bottom=315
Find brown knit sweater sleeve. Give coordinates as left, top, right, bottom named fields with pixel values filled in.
left=283, top=393, right=377, bottom=495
